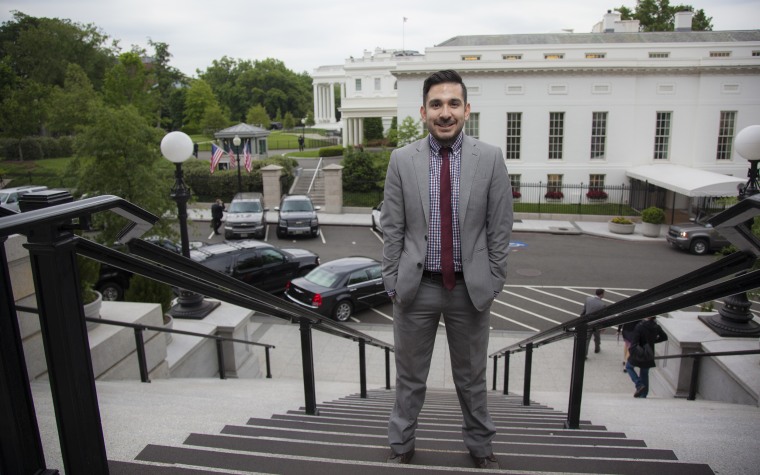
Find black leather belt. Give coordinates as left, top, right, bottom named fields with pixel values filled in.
left=422, top=270, right=464, bottom=282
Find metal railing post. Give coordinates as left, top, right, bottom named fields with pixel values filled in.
left=503, top=351, right=510, bottom=396
left=133, top=327, right=150, bottom=383
left=565, top=323, right=589, bottom=429
left=523, top=343, right=533, bottom=406
left=688, top=356, right=702, bottom=401
left=299, top=318, right=319, bottom=415
left=385, top=347, right=391, bottom=390
left=491, top=355, right=498, bottom=391
left=216, top=339, right=227, bottom=380
left=265, top=347, right=272, bottom=378
left=359, top=339, right=367, bottom=398
left=0, top=238, right=55, bottom=475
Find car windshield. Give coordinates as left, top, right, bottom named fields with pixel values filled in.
left=229, top=201, right=262, bottom=213
left=0, top=192, right=8, bottom=204
left=282, top=200, right=313, bottom=212
left=305, top=268, right=340, bottom=288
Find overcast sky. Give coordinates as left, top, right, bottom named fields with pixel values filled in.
left=3, top=0, right=758, bottom=77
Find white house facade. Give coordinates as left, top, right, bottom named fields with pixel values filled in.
left=313, top=12, right=760, bottom=208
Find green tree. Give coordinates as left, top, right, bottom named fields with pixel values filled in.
left=246, top=104, right=271, bottom=129
left=103, top=51, right=156, bottom=118
left=364, top=117, right=384, bottom=141
left=147, top=39, right=187, bottom=129
left=0, top=79, right=50, bottom=142
left=342, top=147, right=382, bottom=192
left=200, top=103, right=230, bottom=135
left=47, top=63, right=101, bottom=136
left=397, top=116, right=424, bottom=146
left=615, top=0, right=713, bottom=31
left=283, top=111, right=295, bottom=130
left=72, top=105, right=176, bottom=244
left=184, top=79, right=218, bottom=134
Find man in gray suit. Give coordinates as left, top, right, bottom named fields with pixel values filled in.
left=582, top=288, right=606, bottom=356
left=381, top=70, right=513, bottom=469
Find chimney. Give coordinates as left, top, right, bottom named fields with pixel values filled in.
left=675, top=11, right=694, bottom=32
left=603, top=10, right=621, bottom=33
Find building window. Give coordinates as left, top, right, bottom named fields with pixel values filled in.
left=654, top=112, right=672, bottom=160
left=709, top=51, right=731, bottom=57
left=548, top=112, right=564, bottom=160
left=590, top=112, right=608, bottom=159
left=547, top=174, right=563, bottom=194
left=374, top=78, right=381, bottom=90
left=585, top=53, right=606, bottom=59
left=465, top=112, right=479, bottom=139
left=461, top=55, right=481, bottom=61
left=649, top=52, right=670, bottom=58
left=506, top=112, right=522, bottom=160
left=355, top=78, right=362, bottom=92
left=544, top=53, right=564, bottom=60
left=753, top=51, right=760, bottom=57
left=503, top=54, right=522, bottom=60
left=716, top=111, right=737, bottom=160
left=589, top=174, right=605, bottom=190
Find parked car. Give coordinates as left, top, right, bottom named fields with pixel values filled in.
left=224, top=192, right=267, bottom=239
left=371, top=201, right=383, bottom=233
left=191, top=240, right=319, bottom=294
left=666, top=215, right=731, bottom=255
left=284, top=257, right=389, bottom=322
left=275, top=194, right=320, bottom=238
left=0, top=185, right=48, bottom=212
left=96, top=237, right=190, bottom=301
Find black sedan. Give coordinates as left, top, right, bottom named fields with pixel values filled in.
left=284, top=257, right=389, bottom=321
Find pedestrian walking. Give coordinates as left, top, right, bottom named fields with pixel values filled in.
left=625, top=316, right=668, bottom=398
left=581, top=288, right=606, bottom=357
left=381, top=70, right=513, bottom=470
left=211, top=198, right=225, bottom=235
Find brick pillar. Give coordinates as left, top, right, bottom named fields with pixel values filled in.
left=323, top=164, right=343, bottom=214
left=260, top=165, right=283, bottom=211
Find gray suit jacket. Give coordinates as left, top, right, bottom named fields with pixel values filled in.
left=381, top=135, right=513, bottom=312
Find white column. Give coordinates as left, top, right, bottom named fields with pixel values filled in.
left=343, top=118, right=351, bottom=147
left=358, top=118, right=364, bottom=145
left=329, top=82, right=336, bottom=123
left=313, top=84, right=319, bottom=123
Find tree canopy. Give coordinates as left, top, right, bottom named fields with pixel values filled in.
left=615, top=0, right=713, bottom=31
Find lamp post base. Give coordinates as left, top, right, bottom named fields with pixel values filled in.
left=167, top=290, right=220, bottom=320
left=699, top=292, right=760, bottom=338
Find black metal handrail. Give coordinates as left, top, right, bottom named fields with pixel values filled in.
left=15, top=304, right=275, bottom=382
left=488, top=194, right=760, bottom=430
left=0, top=194, right=394, bottom=475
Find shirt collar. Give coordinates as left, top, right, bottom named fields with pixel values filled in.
left=428, top=132, right=464, bottom=156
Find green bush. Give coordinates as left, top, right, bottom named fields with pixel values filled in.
left=124, top=274, right=174, bottom=314
left=19, top=137, right=44, bottom=160
left=319, top=145, right=344, bottom=157
left=0, top=138, right=19, bottom=159
left=611, top=216, right=633, bottom=225
left=641, top=206, right=665, bottom=224
left=343, top=147, right=383, bottom=193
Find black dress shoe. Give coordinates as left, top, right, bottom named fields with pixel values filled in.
left=634, top=385, right=647, bottom=398
left=594, top=346, right=601, bottom=353
left=386, top=448, right=414, bottom=464
left=471, top=453, right=500, bottom=469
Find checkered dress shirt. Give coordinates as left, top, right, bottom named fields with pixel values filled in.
left=426, top=133, right=463, bottom=273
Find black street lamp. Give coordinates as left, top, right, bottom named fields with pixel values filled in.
left=160, top=131, right=219, bottom=319
left=233, top=134, right=243, bottom=194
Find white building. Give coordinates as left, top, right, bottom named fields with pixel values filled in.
left=313, top=11, right=760, bottom=209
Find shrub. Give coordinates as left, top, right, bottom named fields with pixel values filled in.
left=319, top=145, right=344, bottom=157
left=611, top=216, right=633, bottom=225
left=19, top=137, right=44, bottom=160
left=512, top=190, right=522, bottom=199
left=343, top=147, right=382, bottom=193
left=544, top=190, right=564, bottom=199
left=641, top=206, right=665, bottom=224
left=586, top=189, right=608, bottom=200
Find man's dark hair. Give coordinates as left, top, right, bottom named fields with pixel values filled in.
left=595, top=288, right=605, bottom=297
left=422, top=69, right=467, bottom=105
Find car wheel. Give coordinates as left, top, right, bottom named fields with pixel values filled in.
left=98, top=281, right=124, bottom=301
left=224, top=231, right=232, bottom=239
left=690, top=239, right=709, bottom=255
left=372, top=217, right=379, bottom=232
left=276, top=228, right=285, bottom=238
left=311, top=228, right=319, bottom=238
left=333, top=300, right=353, bottom=322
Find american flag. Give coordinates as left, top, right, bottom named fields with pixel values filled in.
left=210, top=143, right=224, bottom=174
left=244, top=139, right=252, bottom=173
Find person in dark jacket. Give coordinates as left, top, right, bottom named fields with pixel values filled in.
left=211, top=198, right=225, bottom=235
left=617, top=319, right=640, bottom=372
left=625, top=316, right=668, bottom=398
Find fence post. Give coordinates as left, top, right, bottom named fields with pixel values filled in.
left=688, top=356, right=702, bottom=401
left=385, top=347, right=391, bottom=390
left=298, top=318, right=319, bottom=415
left=491, top=355, right=498, bottom=390
left=133, top=327, right=151, bottom=383
left=565, top=323, right=588, bottom=429
left=503, top=351, right=510, bottom=396
left=216, top=339, right=226, bottom=380
left=265, top=347, right=272, bottom=378
left=523, top=343, right=533, bottom=406
left=359, top=339, right=367, bottom=398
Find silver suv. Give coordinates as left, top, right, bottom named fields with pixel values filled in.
left=275, top=195, right=320, bottom=238
left=224, top=192, right=268, bottom=240
left=666, top=215, right=731, bottom=255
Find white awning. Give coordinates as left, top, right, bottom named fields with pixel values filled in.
left=626, top=164, right=746, bottom=197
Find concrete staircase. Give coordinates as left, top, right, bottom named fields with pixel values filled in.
left=290, top=167, right=325, bottom=207
left=108, top=388, right=714, bottom=474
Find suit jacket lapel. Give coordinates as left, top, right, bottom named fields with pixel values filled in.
left=459, top=136, right=480, bottom=226
left=413, top=140, right=431, bottom=225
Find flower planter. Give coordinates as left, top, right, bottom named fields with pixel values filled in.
left=84, top=291, right=103, bottom=330
left=608, top=221, right=635, bottom=235
left=642, top=222, right=662, bottom=238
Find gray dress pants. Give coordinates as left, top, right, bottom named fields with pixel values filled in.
left=388, top=275, right=496, bottom=458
